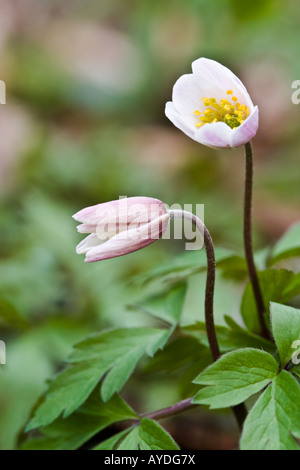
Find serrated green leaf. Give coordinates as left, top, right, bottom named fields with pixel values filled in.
left=27, top=361, right=110, bottom=430
left=183, top=321, right=274, bottom=354
left=270, top=302, right=300, bottom=367
left=128, top=283, right=187, bottom=326
left=241, top=269, right=300, bottom=333
left=117, top=418, right=179, bottom=450
left=241, top=370, right=300, bottom=450
left=27, top=327, right=170, bottom=429
left=22, top=388, right=136, bottom=450
left=93, top=428, right=132, bottom=450
left=193, top=348, right=278, bottom=409
left=144, top=336, right=211, bottom=374
left=70, top=327, right=172, bottom=402
left=269, top=222, right=300, bottom=265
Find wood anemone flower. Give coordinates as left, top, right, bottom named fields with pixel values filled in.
left=73, top=197, right=170, bottom=262
left=165, top=57, right=259, bottom=149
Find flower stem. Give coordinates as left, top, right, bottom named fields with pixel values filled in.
left=169, top=210, right=220, bottom=360
left=243, top=142, right=269, bottom=339
left=169, top=210, right=247, bottom=430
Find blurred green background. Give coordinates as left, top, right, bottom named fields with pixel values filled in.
left=0, top=0, right=300, bottom=450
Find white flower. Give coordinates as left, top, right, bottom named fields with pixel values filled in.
left=165, top=58, right=259, bottom=148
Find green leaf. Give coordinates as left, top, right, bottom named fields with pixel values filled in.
left=133, top=248, right=246, bottom=285
left=241, top=370, right=300, bottom=450
left=241, top=269, right=300, bottom=333
left=93, top=428, right=132, bottom=450
left=270, top=302, right=300, bottom=367
left=193, top=348, right=278, bottom=409
left=269, top=222, right=300, bottom=265
left=27, top=327, right=170, bottom=429
left=70, top=327, right=172, bottom=402
left=128, top=283, right=187, bottom=326
left=22, top=388, right=137, bottom=450
left=144, top=336, right=211, bottom=374
left=117, top=418, right=179, bottom=450
left=183, top=321, right=275, bottom=354
left=27, top=361, right=110, bottom=430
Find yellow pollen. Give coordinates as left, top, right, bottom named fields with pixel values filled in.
left=194, top=92, right=250, bottom=130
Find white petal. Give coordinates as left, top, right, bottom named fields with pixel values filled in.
left=165, top=101, right=195, bottom=138
left=76, top=233, right=103, bottom=255
left=172, top=73, right=217, bottom=116
left=191, top=58, right=254, bottom=110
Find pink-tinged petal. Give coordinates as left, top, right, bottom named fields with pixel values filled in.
left=165, top=101, right=195, bottom=139
left=77, top=223, right=97, bottom=234
left=230, top=106, right=259, bottom=148
left=72, top=201, right=117, bottom=224
left=194, top=121, right=233, bottom=149
left=73, top=197, right=167, bottom=228
left=84, top=213, right=170, bottom=262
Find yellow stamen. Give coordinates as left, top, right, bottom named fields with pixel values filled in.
left=194, top=92, right=250, bottom=130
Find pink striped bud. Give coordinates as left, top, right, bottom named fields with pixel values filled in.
left=73, top=197, right=170, bottom=262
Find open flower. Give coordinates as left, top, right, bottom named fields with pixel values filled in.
left=73, top=197, right=170, bottom=262
left=165, top=58, right=259, bottom=149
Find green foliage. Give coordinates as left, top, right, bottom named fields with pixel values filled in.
left=129, top=283, right=187, bottom=325
left=270, top=302, right=300, bottom=367
left=22, top=387, right=137, bottom=450
left=28, top=327, right=171, bottom=430
left=100, top=418, right=180, bottom=450
left=192, top=302, right=300, bottom=449
left=134, top=249, right=247, bottom=285
left=241, top=269, right=300, bottom=333
left=269, top=222, right=300, bottom=265
left=193, top=349, right=278, bottom=409
left=241, top=371, right=300, bottom=450
left=183, top=320, right=274, bottom=353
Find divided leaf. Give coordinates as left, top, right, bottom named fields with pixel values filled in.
left=27, top=327, right=171, bottom=429
left=270, top=302, right=300, bottom=367
left=193, top=348, right=278, bottom=409
left=241, top=370, right=300, bottom=450
left=241, top=269, right=300, bottom=333
left=111, top=418, right=179, bottom=450
left=22, top=388, right=136, bottom=450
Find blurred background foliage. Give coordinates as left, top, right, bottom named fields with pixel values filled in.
left=0, top=0, right=300, bottom=450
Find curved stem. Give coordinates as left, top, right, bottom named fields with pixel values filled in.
left=169, top=210, right=220, bottom=360
left=244, top=142, right=269, bottom=339
left=169, top=209, right=247, bottom=430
